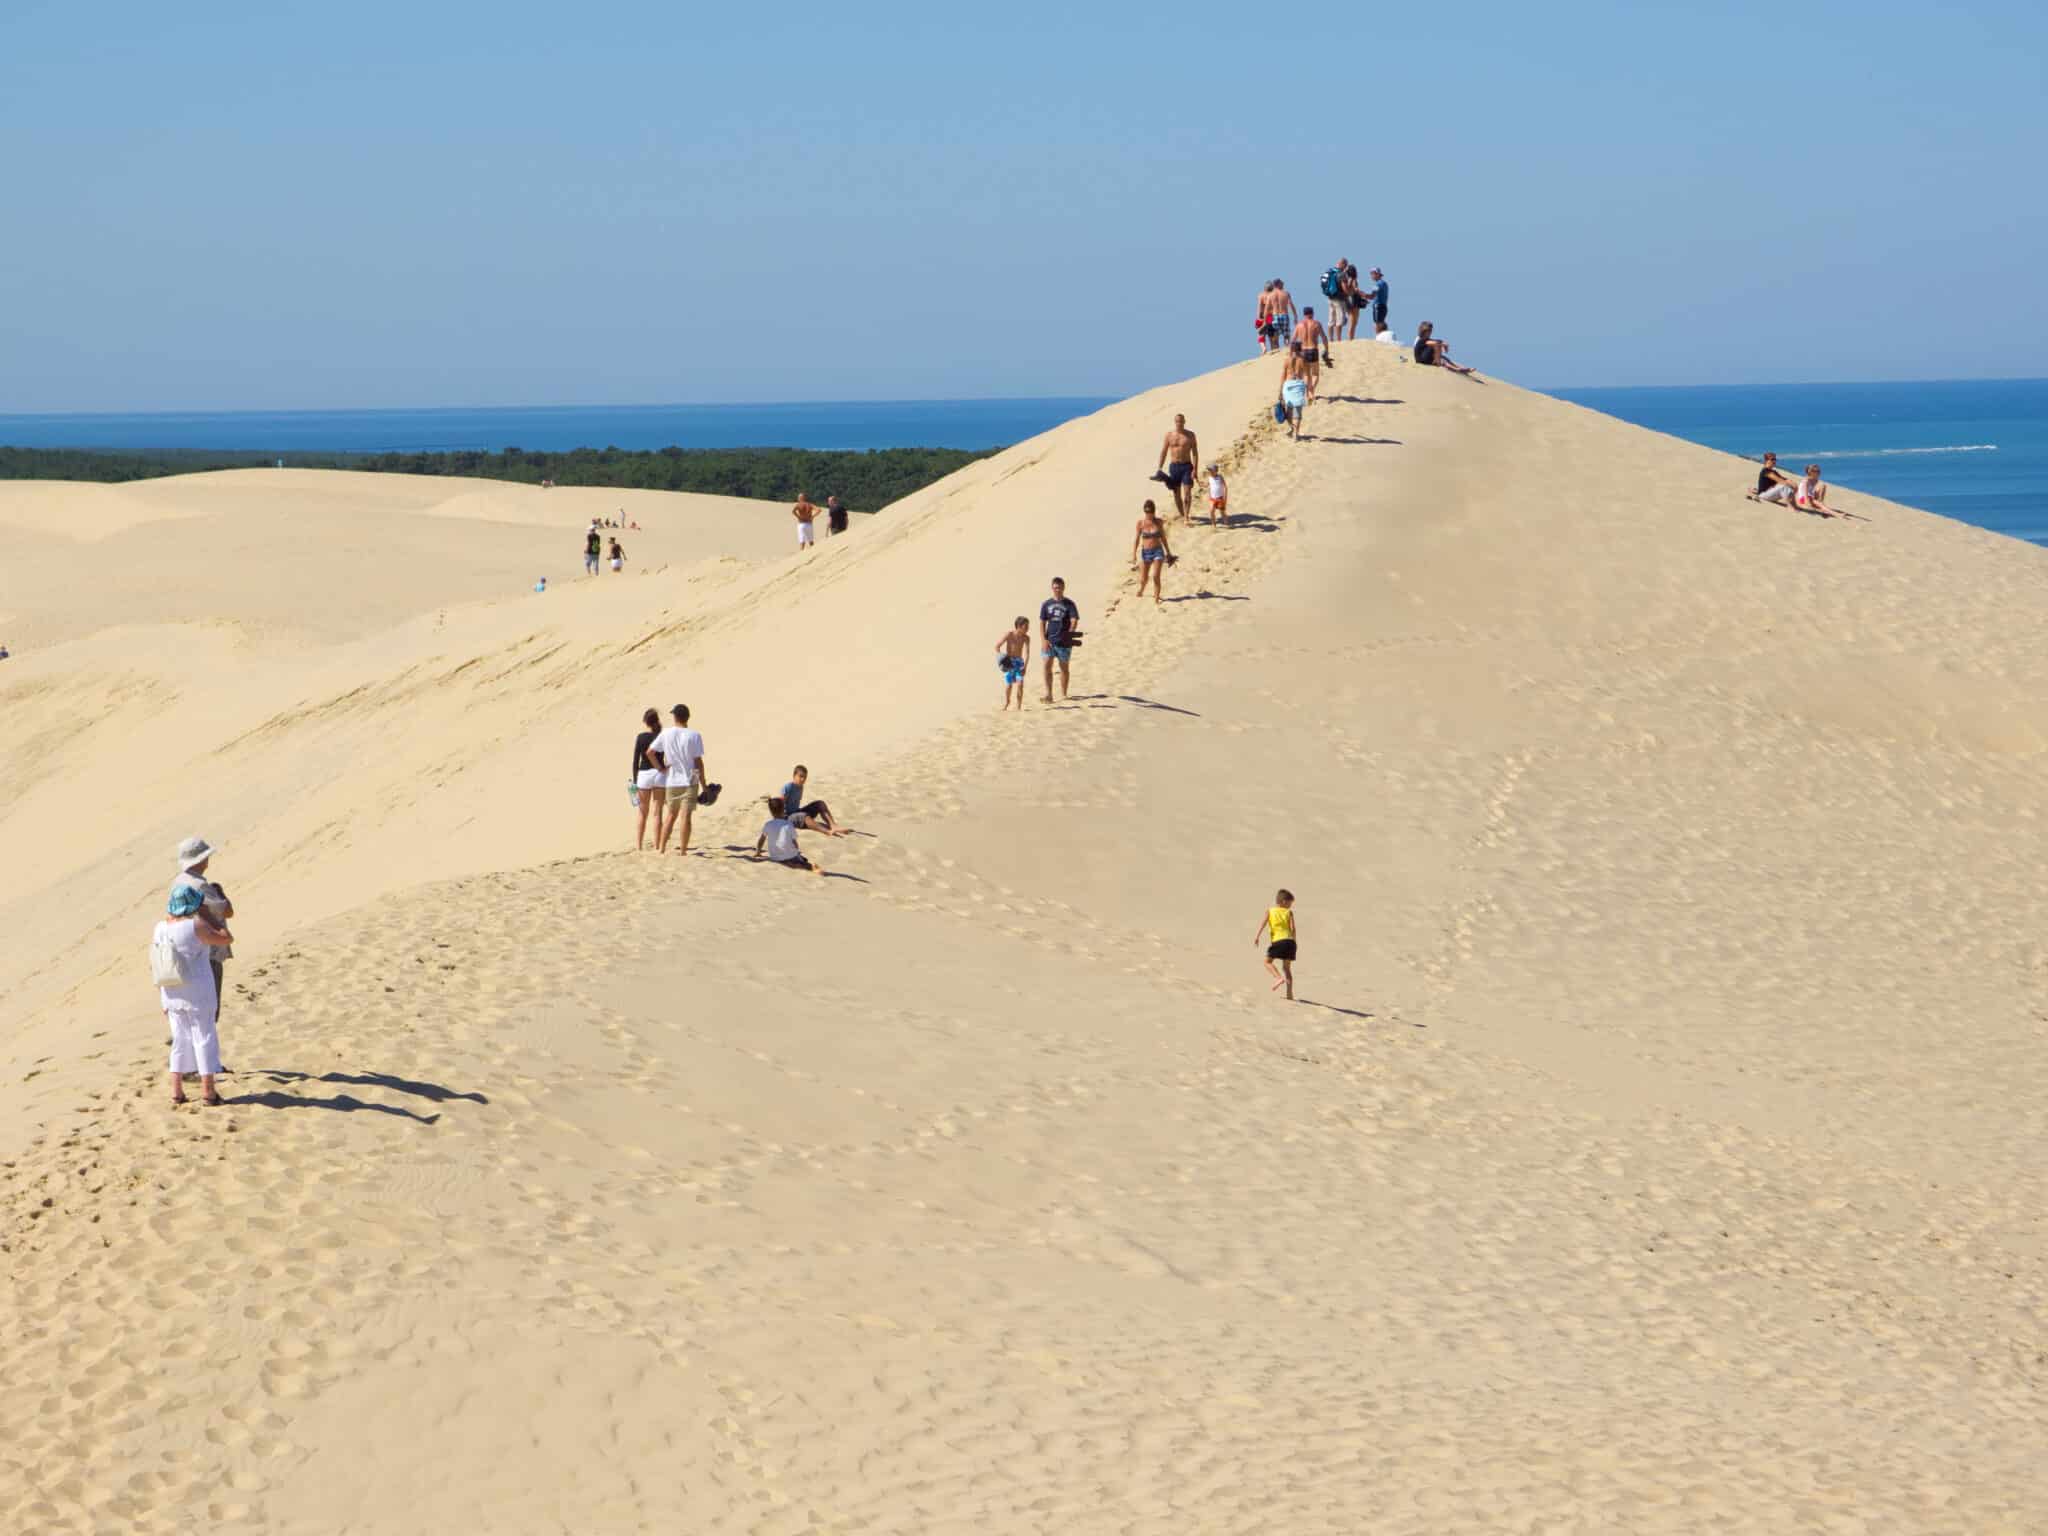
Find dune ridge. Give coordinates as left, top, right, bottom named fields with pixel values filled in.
left=3, top=349, right=2046, bottom=1532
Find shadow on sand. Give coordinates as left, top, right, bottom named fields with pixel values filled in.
left=230, top=1069, right=480, bottom=1122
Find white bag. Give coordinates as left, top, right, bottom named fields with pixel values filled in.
left=150, top=924, right=189, bottom=987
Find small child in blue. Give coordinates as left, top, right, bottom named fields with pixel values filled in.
left=995, top=616, right=1031, bottom=711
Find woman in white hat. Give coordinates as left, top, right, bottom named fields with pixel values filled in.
left=155, top=884, right=233, bottom=1105
left=171, top=837, right=234, bottom=1026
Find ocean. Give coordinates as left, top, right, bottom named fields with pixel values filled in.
left=1550, top=378, right=2048, bottom=547
left=6, top=379, right=2044, bottom=547
left=0, top=397, right=1117, bottom=456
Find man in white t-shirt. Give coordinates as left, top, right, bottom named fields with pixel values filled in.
left=652, top=703, right=707, bottom=857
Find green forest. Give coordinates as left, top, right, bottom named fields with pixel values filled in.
left=0, top=444, right=999, bottom=511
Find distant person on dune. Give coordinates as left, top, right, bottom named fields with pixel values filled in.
left=1040, top=578, right=1080, bottom=703
left=653, top=703, right=707, bottom=857
left=1368, top=267, right=1389, bottom=336
left=1337, top=262, right=1364, bottom=343
left=1131, top=499, right=1175, bottom=605
left=608, top=537, right=624, bottom=573
left=1270, top=279, right=1297, bottom=352
left=1256, top=888, right=1299, bottom=1001
left=631, top=707, right=666, bottom=850
left=755, top=797, right=824, bottom=875
left=1295, top=310, right=1326, bottom=398
left=997, top=615, right=1031, bottom=710
left=155, top=883, right=233, bottom=1105
left=1157, top=414, right=1200, bottom=521
left=1256, top=281, right=1277, bottom=355
left=793, top=491, right=818, bottom=551
left=781, top=765, right=850, bottom=836
left=1748, top=452, right=1794, bottom=499
left=1414, top=321, right=1479, bottom=378
left=826, top=494, right=849, bottom=536
left=1279, top=351, right=1311, bottom=440
left=584, top=525, right=602, bottom=575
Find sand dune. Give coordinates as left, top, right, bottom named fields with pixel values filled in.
left=4, top=348, right=2046, bottom=1533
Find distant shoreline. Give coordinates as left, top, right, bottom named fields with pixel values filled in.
left=0, top=445, right=999, bottom=509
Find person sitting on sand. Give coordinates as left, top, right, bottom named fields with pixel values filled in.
left=781, top=764, right=851, bottom=836
left=1279, top=350, right=1311, bottom=440
left=1255, top=888, right=1299, bottom=1001
left=156, top=884, right=233, bottom=1105
left=1748, top=452, right=1795, bottom=499
left=1414, top=321, right=1478, bottom=377
left=1131, top=498, right=1175, bottom=605
left=996, top=616, right=1031, bottom=710
left=755, top=797, right=825, bottom=875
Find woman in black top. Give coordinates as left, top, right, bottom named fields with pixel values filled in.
left=631, top=707, right=666, bottom=850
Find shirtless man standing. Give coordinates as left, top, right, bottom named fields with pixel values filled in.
left=1269, top=279, right=1298, bottom=353
left=792, top=491, right=819, bottom=551
left=1131, top=499, right=1174, bottom=606
left=1294, top=309, right=1326, bottom=402
left=1157, top=413, right=1200, bottom=522
left=1255, top=281, right=1275, bottom=354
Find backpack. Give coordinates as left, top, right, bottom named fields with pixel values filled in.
left=1320, top=267, right=1342, bottom=300
left=150, top=925, right=189, bottom=987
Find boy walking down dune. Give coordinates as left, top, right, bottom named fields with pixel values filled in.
left=1256, top=889, right=1299, bottom=1000
left=996, top=616, right=1031, bottom=710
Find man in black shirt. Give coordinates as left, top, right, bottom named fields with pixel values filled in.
left=826, top=494, right=849, bottom=536
left=1038, top=577, right=1080, bottom=703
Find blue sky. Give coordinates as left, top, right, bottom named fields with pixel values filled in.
left=3, top=0, right=2043, bottom=411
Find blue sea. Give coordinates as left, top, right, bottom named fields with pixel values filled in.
left=0, top=397, right=1116, bottom=456
left=6, top=380, right=2044, bottom=546
left=1551, top=378, right=2048, bottom=546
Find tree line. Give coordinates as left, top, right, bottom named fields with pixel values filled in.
left=0, top=443, right=1000, bottom=511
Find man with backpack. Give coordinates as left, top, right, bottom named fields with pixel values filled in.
left=1320, top=260, right=1350, bottom=359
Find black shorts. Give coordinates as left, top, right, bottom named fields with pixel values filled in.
left=1373, top=303, right=1388, bottom=325
left=774, top=855, right=814, bottom=872
left=1266, top=939, right=1297, bottom=962
left=1165, top=461, right=1193, bottom=488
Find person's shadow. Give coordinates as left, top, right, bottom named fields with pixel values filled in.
left=229, top=1069, right=485, bottom=1122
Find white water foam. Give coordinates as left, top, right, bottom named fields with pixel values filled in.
left=1792, top=444, right=1999, bottom=460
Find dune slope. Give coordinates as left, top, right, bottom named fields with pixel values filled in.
left=4, top=352, right=2046, bottom=1533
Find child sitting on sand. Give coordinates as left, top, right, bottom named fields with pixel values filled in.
left=995, top=616, right=1031, bottom=710
left=781, top=765, right=850, bottom=836
left=1255, top=889, right=1299, bottom=1000
left=756, top=797, right=824, bottom=875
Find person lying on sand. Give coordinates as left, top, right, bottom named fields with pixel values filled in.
left=1414, top=321, right=1480, bottom=378
left=755, top=798, right=826, bottom=875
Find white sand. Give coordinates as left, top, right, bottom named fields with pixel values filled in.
left=3, top=352, right=2045, bottom=1533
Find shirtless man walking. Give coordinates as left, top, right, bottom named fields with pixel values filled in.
left=1131, top=499, right=1175, bottom=606
left=1268, top=279, right=1298, bottom=353
left=1294, top=309, right=1326, bottom=402
left=1157, top=413, right=1200, bottom=522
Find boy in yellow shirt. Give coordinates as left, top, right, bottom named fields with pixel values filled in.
left=1255, top=888, right=1298, bottom=999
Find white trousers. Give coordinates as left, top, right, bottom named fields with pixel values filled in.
left=167, top=1007, right=221, bottom=1075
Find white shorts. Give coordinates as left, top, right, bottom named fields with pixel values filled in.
left=797, top=523, right=815, bottom=546
left=167, top=1007, right=221, bottom=1076
left=635, top=767, right=664, bottom=792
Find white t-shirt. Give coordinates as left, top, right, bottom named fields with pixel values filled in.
left=760, top=818, right=801, bottom=863
left=653, top=726, right=703, bottom=789
left=1207, top=474, right=1225, bottom=500
left=155, top=918, right=219, bottom=1015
